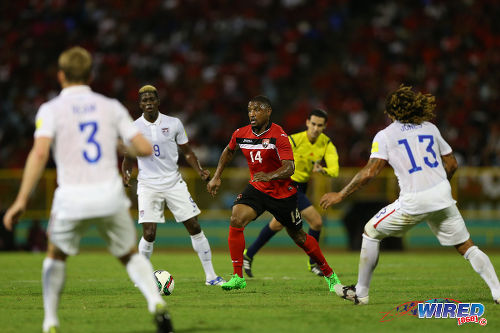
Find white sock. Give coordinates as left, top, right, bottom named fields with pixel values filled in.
left=464, top=246, right=500, bottom=300
left=126, top=253, right=165, bottom=313
left=42, top=258, right=65, bottom=332
left=355, top=234, right=380, bottom=298
left=139, top=237, right=154, bottom=260
left=190, top=231, right=217, bottom=281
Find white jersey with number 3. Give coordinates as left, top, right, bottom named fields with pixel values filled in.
left=370, top=121, right=455, bottom=214
left=34, top=85, right=139, bottom=219
left=134, top=114, right=188, bottom=191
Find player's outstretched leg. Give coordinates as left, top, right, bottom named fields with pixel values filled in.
left=244, top=223, right=278, bottom=277
left=342, top=233, right=380, bottom=305
left=307, top=228, right=324, bottom=277
left=221, top=226, right=247, bottom=290
left=462, top=243, right=500, bottom=303
left=42, top=257, right=66, bottom=333
left=189, top=230, right=226, bottom=286
left=289, top=228, right=344, bottom=295
left=123, top=253, right=173, bottom=330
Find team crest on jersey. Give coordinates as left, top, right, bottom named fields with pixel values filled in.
left=161, top=128, right=169, bottom=134
left=140, top=210, right=144, bottom=218
left=262, top=138, right=269, bottom=148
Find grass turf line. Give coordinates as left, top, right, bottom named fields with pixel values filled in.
left=0, top=250, right=499, bottom=332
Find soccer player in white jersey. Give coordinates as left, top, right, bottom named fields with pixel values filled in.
left=122, top=85, right=224, bottom=286
left=3, top=47, right=173, bottom=333
left=320, top=85, right=500, bottom=305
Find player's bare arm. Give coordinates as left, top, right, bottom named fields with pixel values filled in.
left=252, top=159, right=295, bottom=182
left=179, top=143, right=210, bottom=181
left=126, top=133, right=153, bottom=158
left=320, top=158, right=387, bottom=209
left=3, top=136, right=52, bottom=230
left=207, top=146, right=236, bottom=197
left=121, top=155, right=135, bottom=187
left=441, top=153, right=458, bottom=180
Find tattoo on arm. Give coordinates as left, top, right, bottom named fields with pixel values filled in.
left=340, top=158, right=386, bottom=199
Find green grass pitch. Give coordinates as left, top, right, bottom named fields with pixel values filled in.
left=1, top=249, right=499, bottom=332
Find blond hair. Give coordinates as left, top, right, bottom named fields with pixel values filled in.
left=138, top=85, right=158, bottom=97
left=385, top=84, right=436, bottom=124
left=58, top=46, right=92, bottom=83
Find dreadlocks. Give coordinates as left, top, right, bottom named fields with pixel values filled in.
left=385, top=85, right=436, bottom=124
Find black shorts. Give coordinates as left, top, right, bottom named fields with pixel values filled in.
left=294, top=182, right=312, bottom=211
left=233, top=184, right=303, bottom=230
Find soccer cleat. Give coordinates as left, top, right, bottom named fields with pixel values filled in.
left=43, top=326, right=60, bottom=333
left=340, top=285, right=369, bottom=305
left=154, top=303, right=174, bottom=333
left=307, top=262, right=325, bottom=277
left=495, top=298, right=499, bottom=305
left=206, top=276, right=226, bottom=286
left=243, top=249, right=254, bottom=277
left=324, top=272, right=343, bottom=296
left=221, top=274, right=247, bottom=290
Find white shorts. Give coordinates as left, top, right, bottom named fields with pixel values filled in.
left=137, top=179, right=201, bottom=223
left=364, top=201, right=470, bottom=246
left=47, top=209, right=136, bottom=257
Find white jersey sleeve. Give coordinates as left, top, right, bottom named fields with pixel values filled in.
left=34, top=104, right=56, bottom=138
left=113, top=100, right=139, bottom=143
left=435, top=127, right=452, bottom=156
left=175, top=118, right=189, bottom=145
left=370, top=131, right=388, bottom=160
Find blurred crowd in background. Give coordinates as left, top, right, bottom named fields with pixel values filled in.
left=1, top=0, right=499, bottom=169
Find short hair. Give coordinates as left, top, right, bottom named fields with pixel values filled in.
left=138, top=85, right=159, bottom=99
left=249, top=95, right=272, bottom=110
left=385, top=84, right=436, bottom=124
left=58, top=46, right=92, bottom=83
left=308, top=109, right=328, bottom=122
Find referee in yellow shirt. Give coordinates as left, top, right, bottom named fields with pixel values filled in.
left=243, top=109, right=339, bottom=277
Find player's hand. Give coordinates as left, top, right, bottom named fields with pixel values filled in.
left=313, top=161, right=325, bottom=174
left=122, top=170, right=131, bottom=187
left=3, top=199, right=26, bottom=231
left=319, top=192, right=343, bottom=209
left=200, top=169, right=211, bottom=182
left=251, top=172, right=271, bottom=182
left=207, top=177, right=221, bottom=197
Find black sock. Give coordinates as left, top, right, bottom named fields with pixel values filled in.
left=246, top=224, right=277, bottom=258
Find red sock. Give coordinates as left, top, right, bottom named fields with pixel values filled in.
left=298, top=234, right=333, bottom=277
left=228, top=226, right=245, bottom=277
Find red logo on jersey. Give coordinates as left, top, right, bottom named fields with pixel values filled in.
left=262, top=139, right=269, bottom=148
left=161, top=128, right=169, bottom=134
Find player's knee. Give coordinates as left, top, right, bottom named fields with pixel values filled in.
left=230, top=215, right=246, bottom=228
left=364, top=223, right=385, bottom=240
left=183, top=218, right=202, bottom=235
left=308, top=216, right=323, bottom=230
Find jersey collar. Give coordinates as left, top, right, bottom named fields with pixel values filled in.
left=141, top=114, right=162, bottom=126
left=251, top=122, right=272, bottom=137
left=60, top=85, right=91, bottom=96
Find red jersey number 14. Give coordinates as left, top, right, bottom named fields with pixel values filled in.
left=250, top=150, right=262, bottom=163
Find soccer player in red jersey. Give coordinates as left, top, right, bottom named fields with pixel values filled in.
left=207, top=95, right=344, bottom=293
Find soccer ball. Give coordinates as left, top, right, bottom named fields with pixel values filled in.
left=154, top=270, right=174, bottom=296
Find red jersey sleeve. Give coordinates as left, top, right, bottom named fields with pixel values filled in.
left=228, top=129, right=239, bottom=150
left=276, top=132, right=294, bottom=160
